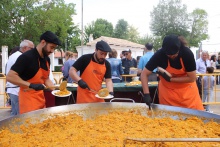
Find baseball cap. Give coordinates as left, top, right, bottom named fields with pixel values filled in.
left=96, top=40, right=112, bottom=52
left=162, top=34, right=180, bottom=55
left=123, top=48, right=131, bottom=53
left=40, top=31, right=61, bottom=46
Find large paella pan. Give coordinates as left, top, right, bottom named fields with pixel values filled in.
left=0, top=103, right=220, bottom=146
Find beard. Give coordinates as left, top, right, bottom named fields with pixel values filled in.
left=95, top=53, right=104, bottom=63
left=42, top=44, right=51, bottom=57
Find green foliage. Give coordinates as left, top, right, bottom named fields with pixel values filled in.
left=84, top=18, right=113, bottom=42
left=127, top=25, right=140, bottom=43
left=150, top=0, right=189, bottom=38
left=113, top=19, right=128, bottom=39
left=0, top=0, right=80, bottom=53
left=150, top=0, right=208, bottom=48
left=66, top=25, right=81, bottom=52
left=187, top=9, right=209, bottom=47
left=137, top=35, right=162, bottom=52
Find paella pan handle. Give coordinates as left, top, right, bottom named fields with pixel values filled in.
left=123, top=137, right=220, bottom=146
left=110, top=98, right=135, bottom=103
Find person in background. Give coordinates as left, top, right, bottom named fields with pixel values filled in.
left=136, top=56, right=141, bottom=67
left=69, top=40, right=114, bottom=103
left=210, top=54, right=219, bottom=85
left=6, top=40, right=34, bottom=116
left=196, top=50, right=211, bottom=74
left=196, top=50, right=211, bottom=98
left=9, top=46, right=20, bottom=56
left=6, top=31, right=61, bottom=114
left=121, top=48, right=137, bottom=82
left=141, top=34, right=204, bottom=110
left=120, top=51, right=125, bottom=59
left=216, top=56, right=220, bottom=84
left=62, top=51, right=76, bottom=83
left=217, top=56, right=220, bottom=69
left=210, top=55, right=217, bottom=69
left=107, top=49, right=124, bottom=83
left=137, top=43, right=157, bottom=81
left=203, top=67, right=215, bottom=113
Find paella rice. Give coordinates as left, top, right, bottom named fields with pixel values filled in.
left=0, top=110, right=220, bottom=146
left=54, top=89, right=70, bottom=96
left=125, top=81, right=142, bottom=86
left=98, top=88, right=109, bottom=97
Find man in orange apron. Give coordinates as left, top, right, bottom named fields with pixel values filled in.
left=69, top=40, right=114, bottom=103
left=6, top=31, right=61, bottom=114
left=141, top=35, right=204, bottom=111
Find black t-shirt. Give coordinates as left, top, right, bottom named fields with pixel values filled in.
left=121, top=58, right=137, bottom=74
left=11, top=48, right=50, bottom=81
left=146, top=46, right=196, bottom=72
left=73, top=53, right=111, bottom=79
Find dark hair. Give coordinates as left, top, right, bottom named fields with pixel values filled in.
left=109, top=49, right=117, bottom=58
left=145, top=43, right=153, bottom=50
left=206, top=67, right=214, bottom=73
left=211, top=55, right=216, bottom=62
left=137, top=56, right=141, bottom=61
left=9, top=46, right=20, bottom=56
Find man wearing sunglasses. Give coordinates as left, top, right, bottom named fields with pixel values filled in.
left=141, top=34, right=203, bottom=111
left=121, top=49, right=137, bottom=82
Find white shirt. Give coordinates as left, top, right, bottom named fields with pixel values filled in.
left=196, top=58, right=211, bottom=74
left=210, top=60, right=216, bottom=69
left=6, top=51, right=22, bottom=95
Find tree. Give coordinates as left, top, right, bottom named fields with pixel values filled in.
left=66, top=25, right=81, bottom=53
left=138, top=35, right=162, bottom=52
left=0, top=0, right=78, bottom=52
left=150, top=0, right=189, bottom=38
left=84, top=18, right=113, bottom=43
left=127, top=25, right=140, bottom=43
left=188, top=9, right=209, bottom=47
left=113, top=19, right=129, bottom=39
left=150, top=0, right=208, bottom=48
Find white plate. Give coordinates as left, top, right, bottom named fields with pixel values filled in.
left=95, top=94, right=114, bottom=99
left=67, top=83, right=78, bottom=87
left=55, top=84, right=60, bottom=87
left=51, top=90, right=72, bottom=97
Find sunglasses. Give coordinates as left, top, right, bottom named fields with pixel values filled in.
left=125, top=53, right=129, bottom=55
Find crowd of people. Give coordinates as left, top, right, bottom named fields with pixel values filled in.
left=5, top=32, right=218, bottom=115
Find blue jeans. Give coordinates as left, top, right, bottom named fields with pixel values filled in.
left=8, top=93, right=19, bottom=116
left=112, top=79, right=121, bottom=83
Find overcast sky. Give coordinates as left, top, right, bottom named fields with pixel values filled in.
left=65, top=0, right=220, bottom=51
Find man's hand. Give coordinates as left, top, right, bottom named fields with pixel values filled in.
left=143, top=94, right=152, bottom=109
left=78, top=79, right=90, bottom=90
left=29, top=84, right=45, bottom=91
left=157, top=71, right=171, bottom=82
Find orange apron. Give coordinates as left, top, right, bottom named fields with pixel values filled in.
left=77, top=59, right=106, bottom=103
left=158, top=58, right=204, bottom=110
left=19, top=60, right=50, bottom=114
